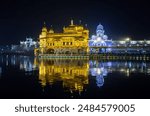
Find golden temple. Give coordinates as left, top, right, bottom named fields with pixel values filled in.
left=35, top=20, right=89, bottom=56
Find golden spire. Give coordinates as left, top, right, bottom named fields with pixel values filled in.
left=71, top=19, right=74, bottom=25
left=85, top=24, right=88, bottom=27
left=79, top=20, right=82, bottom=25
left=43, top=21, right=46, bottom=27
left=49, top=25, right=54, bottom=33
left=42, top=21, right=47, bottom=32
left=50, top=25, right=53, bottom=28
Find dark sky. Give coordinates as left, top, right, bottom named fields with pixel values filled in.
left=0, top=0, right=150, bottom=45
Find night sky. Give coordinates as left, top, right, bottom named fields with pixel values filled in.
left=0, top=0, right=150, bottom=45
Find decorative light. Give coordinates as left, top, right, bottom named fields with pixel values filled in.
left=97, top=37, right=101, bottom=41
left=125, top=37, right=131, bottom=41
left=103, top=35, right=108, bottom=40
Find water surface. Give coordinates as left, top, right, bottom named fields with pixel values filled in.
left=0, top=55, right=150, bottom=98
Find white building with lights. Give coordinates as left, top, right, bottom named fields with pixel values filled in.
left=20, top=37, right=38, bottom=48
left=11, top=37, right=39, bottom=54
left=89, top=24, right=150, bottom=54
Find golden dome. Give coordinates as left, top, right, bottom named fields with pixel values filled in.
left=42, top=27, right=47, bottom=32
left=49, top=29, right=54, bottom=33
left=42, top=22, right=47, bottom=32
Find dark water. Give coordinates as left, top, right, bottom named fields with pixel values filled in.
left=0, top=55, right=150, bottom=99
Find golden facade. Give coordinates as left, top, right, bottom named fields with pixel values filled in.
left=36, top=20, right=89, bottom=55
left=36, top=59, right=89, bottom=93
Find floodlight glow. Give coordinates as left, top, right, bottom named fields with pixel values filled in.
left=125, top=37, right=131, bottom=41
left=103, top=35, right=108, bottom=40
left=98, top=37, right=102, bottom=41
left=97, top=68, right=102, bottom=75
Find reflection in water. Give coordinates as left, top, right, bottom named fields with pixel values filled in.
left=89, top=61, right=109, bottom=87
left=89, top=60, right=150, bottom=89
left=0, top=55, right=37, bottom=73
left=37, top=59, right=89, bottom=93
left=36, top=58, right=150, bottom=93
left=19, top=56, right=37, bottom=72
left=90, top=60, right=150, bottom=77
left=0, top=55, right=150, bottom=94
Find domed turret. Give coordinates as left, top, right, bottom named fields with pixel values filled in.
left=49, top=25, right=54, bottom=33
left=42, top=27, right=47, bottom=32
left=42, top=22, right=47, bottom=32
left=97, top=24, right=103, bottom=30
left=89, top=23, right=110, bottom=48
left=49, top=29, right=54, bottom=33
left=71, top=19, right=74, bottom=26
left=39, top=22, right=47, bottom=38
left=96, top=24, right=105, bottom=36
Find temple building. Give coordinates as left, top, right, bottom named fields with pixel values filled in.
left=35, top=20, right=89, bottom=56
left=89, top=24, right=150, bottom=54
left=20, top=37, right=38, bottom=48
left=11, top=37, right=39, bottom=54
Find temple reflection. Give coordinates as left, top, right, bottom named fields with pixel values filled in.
left=19, top=56, right=37, bottom=72
left=89, top=61, right=108, bottom=87
left=37, top=59, right=89, bottom=93
left=0, top=55, right=150, bottom=92
left=90, top=61, right=150, bottom=76
left=36, top=58, right=150, bottom=92
left=0, top=55, right=37, bottom=74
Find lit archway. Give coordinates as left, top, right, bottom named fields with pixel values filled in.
left=47, top=49, right=55, bottom=54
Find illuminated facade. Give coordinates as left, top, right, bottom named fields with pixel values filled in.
left=89, top=24, right=150, bottom=54
left=89, top=24, right=112, bottom=53
left=89, top=24, right=109, bottom=47
left=35, top=22, right=150, bottom=55
left=11, top=37, right=39, bottom=54
left=36, top=20, right=89, bottom=56
left=20, top=37, right=38, bottom=48
left=37, top=59, right=89, bottom=93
